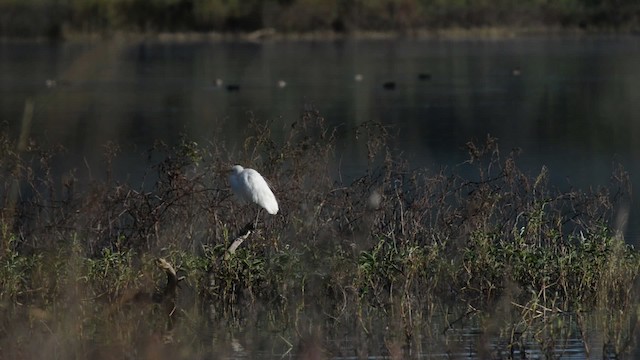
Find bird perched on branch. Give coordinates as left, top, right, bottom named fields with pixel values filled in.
left=229, top=165, right=279, bottom=215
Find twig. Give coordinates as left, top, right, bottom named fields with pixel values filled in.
left=224, top=222, right=255, bottom=260
left=443, top=305, right=478, bottom=334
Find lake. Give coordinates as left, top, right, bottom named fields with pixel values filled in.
left=1, top=34, right=639, bottom=358
left=3, top=35, right=639, bottom=240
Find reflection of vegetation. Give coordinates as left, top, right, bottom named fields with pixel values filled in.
left=1, top=112, right=640, bottom=357
left=0, top=0, right=639, bottom=38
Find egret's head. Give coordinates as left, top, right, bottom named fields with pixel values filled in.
left=230, top=165, right=244, bottom=175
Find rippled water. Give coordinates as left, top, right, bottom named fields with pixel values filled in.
left=202, top=307, right=618, bottom=359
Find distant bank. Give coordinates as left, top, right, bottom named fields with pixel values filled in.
left=0, top=0, right=638, bottom=40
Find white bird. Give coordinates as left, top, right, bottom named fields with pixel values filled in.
left=229, top=165, right=279, bottom=215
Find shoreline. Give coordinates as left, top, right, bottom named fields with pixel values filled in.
left=1, top=26, right=638, bottom=43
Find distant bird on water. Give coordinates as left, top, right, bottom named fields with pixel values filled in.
left=382, top=81, right=396, bottom=90
left=229, top=165, right=279, bottom=215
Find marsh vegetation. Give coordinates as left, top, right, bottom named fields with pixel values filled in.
left=1, top=0, right=639, bottom=38
left=1, top=111, right=639, bottom=358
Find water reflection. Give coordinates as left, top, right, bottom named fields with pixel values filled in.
left=204, top=306, right=612, bottom=359
left=1, top=36, right=639, bottom=239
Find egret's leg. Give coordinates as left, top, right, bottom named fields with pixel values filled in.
left=253, top=208, right=262, bottom=229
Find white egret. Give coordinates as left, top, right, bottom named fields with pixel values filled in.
left=229, top=165, right=279, bottom=215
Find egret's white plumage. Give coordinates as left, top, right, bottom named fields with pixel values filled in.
left=229, top=165, right=279, bottom=215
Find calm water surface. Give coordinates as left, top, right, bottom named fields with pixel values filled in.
left=1, top=34, right=638, bottom=359
left=2, top=36, right=638, bottom=239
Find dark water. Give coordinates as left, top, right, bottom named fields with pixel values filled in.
left=1, top=35, right=640, bottom=237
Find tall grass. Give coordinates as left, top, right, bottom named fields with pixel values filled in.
left=1, top=111, right=639, bottom=358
